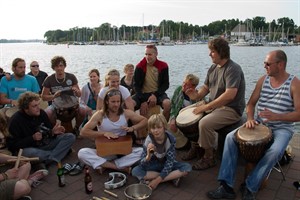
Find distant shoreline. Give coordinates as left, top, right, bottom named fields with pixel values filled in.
left=0, top=39, right=45, bottom=43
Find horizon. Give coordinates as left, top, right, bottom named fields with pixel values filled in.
left=0, top=0, right=299, bottom=40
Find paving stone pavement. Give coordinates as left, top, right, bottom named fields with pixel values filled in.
left=29, top=134, right=300, bottom=200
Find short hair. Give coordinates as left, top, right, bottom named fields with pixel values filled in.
left=146, top=44, right=158, bottom=53
left=18, top=92, right=40, bottom=111
left=103, top=88, right=124, bottom=116
left=89, top=69, right=100, bottom=83
left=51, top=56, right=67, bottom=69
left=30, top=60, right=38, bottom=67
left=123, top=64, right=134, bottom=73
left=12, top=58, right=25, bottom=70
left=148, top=113, right=168, bottom=131
left=274, top=50, right=287, bottom=64
left=208, top=38, right=230, bottom=59
left=184, top=74, right=199, bottom=86
left=104, top=69, right=120, bottom=87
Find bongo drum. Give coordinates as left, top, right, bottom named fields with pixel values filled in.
left=95, top=135, right=132, bottom=157
left=39, top=100, right=48, bottom=110
left=52, top=95, right=79, bottom=122
left=235, top=124, right=272, bottom=163
left=5, top=106, right=18, bottom=120
left=175, top=103, right=204, bottom=138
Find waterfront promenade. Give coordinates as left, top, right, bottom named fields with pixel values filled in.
left=30, top=134, right=300, bottom=200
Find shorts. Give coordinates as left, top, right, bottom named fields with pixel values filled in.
left=0, top=179, right=17, bottom=200
left=133, top=92, right=169, bottom=110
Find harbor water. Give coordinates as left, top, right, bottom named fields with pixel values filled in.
left=1, top=43, right=299, bottom=131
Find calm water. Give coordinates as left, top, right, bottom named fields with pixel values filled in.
left=1, top=43, right=299, bottom=129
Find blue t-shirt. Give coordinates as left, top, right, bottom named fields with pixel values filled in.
left=0, top=74, right=40, bottom=100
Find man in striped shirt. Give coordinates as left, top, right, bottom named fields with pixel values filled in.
left=207, top=50, right=300, bottom=200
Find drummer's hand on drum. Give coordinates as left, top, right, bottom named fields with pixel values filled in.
left=147, top=94, right=157, bottom=107
left=185, top=88, right=197, bottom=99
left=258, top=108, right=276, bottom=122
left=140, top=102, right=148, bottom=116
left=193, top=104, right=205, bottom=115
left=32, top=132, right=43, bottom=141
left=104, top=132, right=119, bottom=139
left=53, top=91, right=61, bottom=99
left=72, top=87, right=80, bottom=97
left=244, top=120, right=259, bottom=129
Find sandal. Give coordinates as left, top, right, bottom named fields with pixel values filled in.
left=192, top=157, right=217, bottom=170
left=62, top=163, right=73, bottom=174
left=69, top=162, right=85, bottom=176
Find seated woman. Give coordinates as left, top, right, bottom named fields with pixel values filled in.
left=78, top=88, right=147, bottom=174
left=132, top=114, right=192, bottom=190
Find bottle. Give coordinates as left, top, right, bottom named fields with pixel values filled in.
left=84, top=166, right=93, bottom=194
left=57, top=162, right=66, bottom=187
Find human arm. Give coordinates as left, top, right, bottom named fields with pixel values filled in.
left=122, top=109, right=147, bottom=132
left=41, top=87, right=61, bottom=101
left=72, top=84, right=81, bottom=97
left=0, top=93, right=17, bottom=106
left=80, top=84, right=90, bottom=105
left=124, top=96, right=135, bottom=111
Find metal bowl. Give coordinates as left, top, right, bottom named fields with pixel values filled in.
left=124, top=184, right=152, bottom=200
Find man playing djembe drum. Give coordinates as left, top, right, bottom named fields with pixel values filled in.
left=207, top=50, right=300, bottom=200
left=41, top=56, right=89, bottom=135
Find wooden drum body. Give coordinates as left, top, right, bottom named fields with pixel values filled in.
left=235, top=124, right=272, bottom=163
left=95, top=135, right=132, bottom=157
left=53, top=95, right=79, bottom=122
left=175, top=104, right=204, bottom=138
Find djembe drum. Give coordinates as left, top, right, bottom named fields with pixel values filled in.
left=175, top=102, right=205, bottom=141
left=235, top=124, right=272, bottom=188
left=53, top=94, right=79, bottom=133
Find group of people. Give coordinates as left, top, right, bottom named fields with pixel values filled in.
left=0, top=37, right=299, bottom=200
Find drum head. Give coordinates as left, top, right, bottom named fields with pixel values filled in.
left=5, top=107, right=18, bottom=119
left=176, top=107, right=203, bottom=127
left=39, top=100, right=48, bottom=110
left=53, top=95, right=78, bottom=109
left=237, top=124, right=271, bottom=143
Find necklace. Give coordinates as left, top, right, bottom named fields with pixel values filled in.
left=55, top=74, right=66, bottom=84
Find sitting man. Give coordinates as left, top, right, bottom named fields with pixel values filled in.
left=168, top=73, right=200, bottom=150
left=41, top=56, right=89, bottom=134
left=0, top=58, right=39, bottom=107
left=207, top=50, right=300, bottom=200
left=133, top=45, right=171, bottom=121
left=78, top=88, right=147, bottom=173
left=185, top=37, right=246, bottom=170
left=7, top=92, right=75, bottom=167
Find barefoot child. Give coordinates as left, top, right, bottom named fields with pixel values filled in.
left=132, top=114, right=192, bottom=189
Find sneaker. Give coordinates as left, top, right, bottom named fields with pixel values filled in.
left=28, top=169, right=49, bottom=188
left=207, top=185, right=236, bottom=199
left=172, top=177, right=181, bottom=187
left=241, top=187, right=256, bottom=200
left=17, top=196, right=32, bottom=200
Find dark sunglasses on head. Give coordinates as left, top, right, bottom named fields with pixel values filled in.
left=31, top=65, right=39, bottom=68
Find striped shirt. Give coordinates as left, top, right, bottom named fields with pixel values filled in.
left=257, top=74, right=295, bottom=131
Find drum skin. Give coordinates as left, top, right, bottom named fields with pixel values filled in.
left=176, top=105, right=204, bottom=137
left=235, top=124, right=272, bottom=163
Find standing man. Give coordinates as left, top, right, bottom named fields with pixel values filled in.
left=185, top=37, right=245, bottom=170
left=78, top=88, right=147, bottom=173
left=133, top=45, right=171, bottom=121
left=0, top=58, right=40, bottom=106
left=7, top=92, right=75, bottom=167
left=207, top=50, right=300, bottom=200
left=28, top=61, right=48, bottom=94
left=41, top=56, right=88, bottom=132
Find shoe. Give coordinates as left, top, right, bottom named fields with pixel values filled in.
left=172, top=177, right=181, bottom=187
left=192, top=157, right=217, bottom=170
left=293, top=181, right=300, bottom=190
left=28, top=169, right=49, bottom=188
left=207, top=185, right=236, bottom=199
left=241, top=187, right=256, bottom=200
left=62, top=163, right=73, bottom=174
left=69, top=162, right=85, bottom=176
left=17, top=196, right=32, bottom=200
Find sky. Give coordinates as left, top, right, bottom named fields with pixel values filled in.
left=0, top=0, right=299, bottom=40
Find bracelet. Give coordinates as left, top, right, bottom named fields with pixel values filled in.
left=2, top=172, right=8, bottom=180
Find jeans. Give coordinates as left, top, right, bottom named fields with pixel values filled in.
left=22, top=133, right=75, bottom=163
left=218, top=127, right=293, bottom=193
left=132, top=160, right=192, bottom=180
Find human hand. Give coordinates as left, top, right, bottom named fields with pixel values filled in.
left=5, top=168, right=18, bottom=179
left=148, top=176, right=162, bottom=190
left=104, top=132, right=119, bottom=139
left=192, top=104, right=205, bottom=115
left=72, top=87, right=80, bottom=97
left=32, top=132, right=42, bottom=141
left=244, top=120, right=259, bottom=129
left=147, top=94, right=157, bottom=107
left=258, top=108, right=277, bottom=122
left=53, top=90, right=61, bottom=99
left=52, top=121, right=65, bottom=135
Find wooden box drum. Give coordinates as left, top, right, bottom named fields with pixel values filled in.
left=53, top=95, right=79, bottom=122
left=95, top=135, right=132, bottom=157
left=175, top=105, right=204, bottom=137
left=235, top=124, right=272, bottom=163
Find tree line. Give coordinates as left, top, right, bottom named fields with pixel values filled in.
left=44, top=16, right=299, bottom=43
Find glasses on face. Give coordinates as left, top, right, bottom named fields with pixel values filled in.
left=31, top=65, right=39, bottom=68
left=264, top=61, right=279, bottom=67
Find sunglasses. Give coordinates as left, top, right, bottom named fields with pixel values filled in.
left=107, top=90, right=121, bottom=97
left=31, top=65, right=39, bottom=68
left=264, top=61, right=279, bottom=67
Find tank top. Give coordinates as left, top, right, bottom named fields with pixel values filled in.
left=257, top=74, right=295, bottom=131
left=97, top=113, right=127, bottom=136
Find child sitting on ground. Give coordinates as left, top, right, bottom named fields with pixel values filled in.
left=132, top=114, right=192, bottom=190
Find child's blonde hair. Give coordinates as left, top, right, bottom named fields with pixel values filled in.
left=148, top=113, right=168, bottom=130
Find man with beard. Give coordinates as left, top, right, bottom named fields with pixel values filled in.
left=0, top=58, right=39, bottom=106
